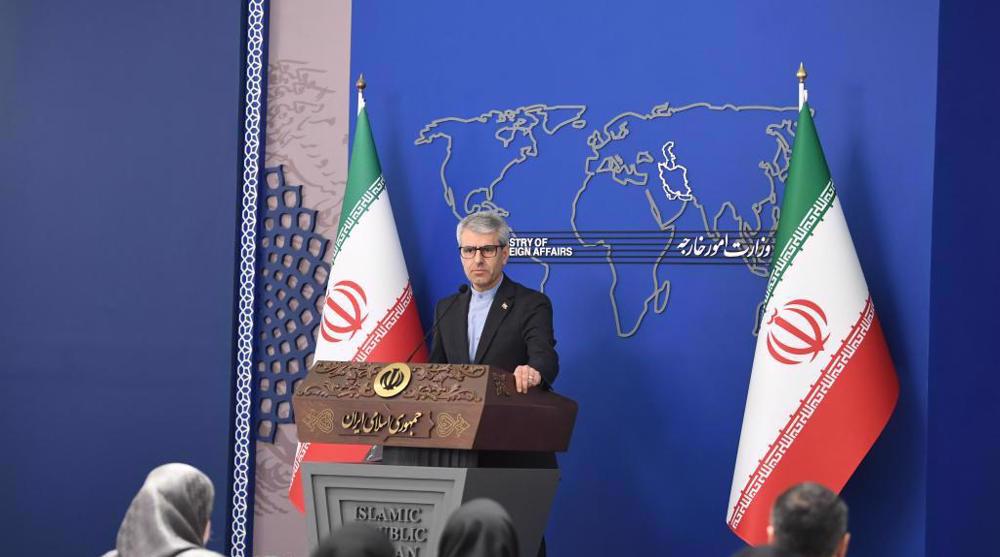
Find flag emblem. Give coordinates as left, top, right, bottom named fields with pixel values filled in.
left=765, top=299, right=830, bottom=365
left=320, top=279, right=368, bottom=343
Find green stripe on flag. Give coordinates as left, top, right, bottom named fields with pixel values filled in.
left=332, top=175, right=386, bottom=262
left=336, top=106, right=384, bottom=245
left=762, top=179, right=836, bottom=306
left=772, top=103, right=832, bottom=263
left=760, top=102, right=838, bottom=309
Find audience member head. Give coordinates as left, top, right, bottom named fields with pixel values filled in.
left=768, top=482, right=849, bottom=557
left=105, top=462, right=218, bottom=557
left=732, top=544, right=801, bottom=557
left=439, top=498, right=519, bottom=557
left=310, top=523, right=394, bottom=557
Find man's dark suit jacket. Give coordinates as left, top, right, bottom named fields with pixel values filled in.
left=428, top=274, right=559, bottom=468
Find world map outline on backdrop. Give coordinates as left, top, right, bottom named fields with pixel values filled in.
left=415, top=101, right=801, bottom=337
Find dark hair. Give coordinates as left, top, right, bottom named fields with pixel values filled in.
left=770, top=482, right=848, bottom=557
left=439, top=498, right=519, bottom=557
left=732, top=545, right=801, bottom=557
left=310, top=523, right=395, bottom=557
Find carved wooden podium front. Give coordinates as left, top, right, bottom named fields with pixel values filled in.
left=293, top=361, right=578, bottom=557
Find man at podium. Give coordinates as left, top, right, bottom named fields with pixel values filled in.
left=429, top=212, right=560, bottom=557
left=292, top=211, right=568, bottom=557
left=429, top=211, right=560, bottom=469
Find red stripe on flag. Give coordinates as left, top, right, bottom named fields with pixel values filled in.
left=729, top=307, right=898, bottom=544
left=351, top=283, right=425, bottom=362
left=288, top=283, right=428, bottom=513
left=287, top=442, right=370, bottom=513
left=362, top=292, right=428, bottom=362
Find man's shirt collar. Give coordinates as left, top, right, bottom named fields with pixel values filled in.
left=470, top=275, right=503, bottom=301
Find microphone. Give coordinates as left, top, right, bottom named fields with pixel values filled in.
left=404, top=284, right=469, bottom=362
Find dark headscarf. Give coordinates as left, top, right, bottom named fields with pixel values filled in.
left=310, top=523, right=395, bottom=557
left=439, top=499, right=519, bottom=557
left=103, top=463, right=222, bottom=557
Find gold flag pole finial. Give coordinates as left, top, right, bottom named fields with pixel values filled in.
left=796, top=63, right=809, bottom=110
left=356, top=73, right=367, bottom=91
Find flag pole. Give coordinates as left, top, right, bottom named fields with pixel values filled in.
left=356, top=72, right=367, bottom=112
left=797, top=62, right=808, bottom=110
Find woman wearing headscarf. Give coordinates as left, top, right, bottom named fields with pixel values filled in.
left=310, top=523, right=395, bottom=557
left=438, top=499, right=519, bottom=557
left=102, top=462, right=223, bottom=557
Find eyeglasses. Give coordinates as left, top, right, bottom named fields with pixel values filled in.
left=458, top=244, right=505, bottom=259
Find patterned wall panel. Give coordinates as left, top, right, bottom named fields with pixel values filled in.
left=254, top=165, right=331, bottom=442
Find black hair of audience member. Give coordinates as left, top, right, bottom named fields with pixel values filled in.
left=439, top=498, right=519, bottom=557
left=310, top=523, right=395, bottom=557
left=732, top=544, right=801, bottom=557
left=769, top=482, right=850, bottom=557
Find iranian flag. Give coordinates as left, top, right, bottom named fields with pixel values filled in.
left=726, top=97, right=899, bottom=544
left=288, top=85, right=428, bottom=512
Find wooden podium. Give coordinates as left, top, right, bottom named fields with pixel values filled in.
left=292, top=361, right=578, bottom=557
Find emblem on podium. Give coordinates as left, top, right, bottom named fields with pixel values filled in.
left=374, top=363, right=412, bottom=398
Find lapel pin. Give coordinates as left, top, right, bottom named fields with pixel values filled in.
left=501, top=302, right=509, bottom=311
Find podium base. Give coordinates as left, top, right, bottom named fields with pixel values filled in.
left=301, top=462, right=559, bottom=557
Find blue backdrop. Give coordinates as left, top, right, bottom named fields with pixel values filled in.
left=350, top=1, right=936, bottom=555
left=2, top=1, right=998, bottom=556
left=0, top=1, right=243, bottom=555
left=927, top=1, right=1000, bottom=555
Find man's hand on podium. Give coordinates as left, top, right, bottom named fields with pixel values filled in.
left=513, top=365, right=543, bottom=394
